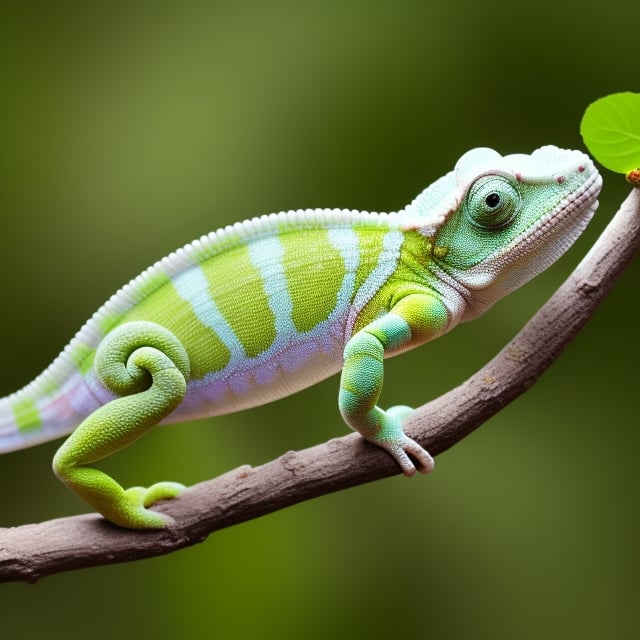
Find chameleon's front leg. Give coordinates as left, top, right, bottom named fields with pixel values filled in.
left=52, top=322, right=191, bottom=529
left=339, top=294, right=448, bottom=476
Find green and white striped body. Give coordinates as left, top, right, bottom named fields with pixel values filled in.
left=1, top=211, right=449, bottom=444
left=0, top=145, right=602, bottom=528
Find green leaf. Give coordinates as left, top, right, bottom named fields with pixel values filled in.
left=580, top=92, right=640, bottom=174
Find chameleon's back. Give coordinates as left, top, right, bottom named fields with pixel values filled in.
left=0, top=209, right=406, bottom=451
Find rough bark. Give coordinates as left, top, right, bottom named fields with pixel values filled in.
left=1, top=188, right=638, bottom=583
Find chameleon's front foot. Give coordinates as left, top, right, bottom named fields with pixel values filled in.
left=340, top=397, right=434, bottom=476
left=373, top=405, right=434, bottom=476
left=339, top=313, right=442, bottom=477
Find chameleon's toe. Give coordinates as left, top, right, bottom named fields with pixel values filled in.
left=115, top=482, right=185, bottom=529
left=372, top=407, right=434, bottom=476
left=141, top=481, right=186, bottom=508
left=376, top=434, right=434, bottom=476
left=398, top=435, right=434, bottom=475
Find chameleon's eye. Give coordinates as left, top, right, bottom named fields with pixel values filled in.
left=485, top=192, right=501, bottom=208
left=465, top=176, right=520, bottom=229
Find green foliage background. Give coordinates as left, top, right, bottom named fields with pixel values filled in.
left=1, top=1, right=638, bottom=638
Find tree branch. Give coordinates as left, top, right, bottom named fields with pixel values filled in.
left=1, top=188, right=639, bottom=583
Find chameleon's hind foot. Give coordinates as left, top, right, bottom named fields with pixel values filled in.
left=116, top=482, right=186, bottom=529
left=52, top=321, right=191, bottom=529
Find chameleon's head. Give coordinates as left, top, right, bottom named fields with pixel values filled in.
left=409, top=145, right=602, bottom=317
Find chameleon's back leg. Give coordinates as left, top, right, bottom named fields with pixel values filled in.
left=52, top=321, right=191, bottom=529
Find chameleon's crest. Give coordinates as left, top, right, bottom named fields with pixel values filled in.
left=404, top=146, right=596, bottom=236
left=403, top=148, right=503, bottom=234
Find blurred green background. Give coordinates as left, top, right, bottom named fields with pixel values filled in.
left=1, top=1, right=638, bottom=638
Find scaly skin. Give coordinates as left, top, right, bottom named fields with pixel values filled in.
left=0, top=146, right=602, bottom=528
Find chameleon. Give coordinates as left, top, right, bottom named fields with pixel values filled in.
left=0, top=145, right=602, bottom=529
